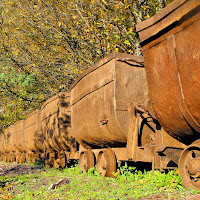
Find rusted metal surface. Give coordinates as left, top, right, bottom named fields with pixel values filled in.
left=41, top=92, right=77, bottom=168
left=10, top=120, right=27, bottom=163
left=24, top=110, right=43, bottom=153
left=0, top=134, right=5, bottom=161
left=24, top=109, right=43, bottom=163
left=41, top=92, right=76, bottom=153
left=136, top=0, right=200, bottom=144
left=12, top=120, right=27, bottom=153
left=70, top=52, right=148, bottom=149
left=3, top=125, right=17, bottom=162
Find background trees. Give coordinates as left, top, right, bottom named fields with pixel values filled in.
left=0, top=0, right=174, bottom=132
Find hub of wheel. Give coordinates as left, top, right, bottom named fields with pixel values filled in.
left=187, top=158, right=200, bottom=178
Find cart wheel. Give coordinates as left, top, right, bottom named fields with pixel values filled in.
left=97, top=148, right=116, bottom=177
left=10, top=153, right=14, bottom=162
left=53, top=152, right=59, bottom=169
left=7, top=153, right=10, bottom=162
left=8, top=153, right=11, bottom=162
left=0, top=154, right=3, bottom=161
left=2, top=154, right=4, bottom=161
left=32, top=152, right=39, bottom=163
left=79, top=149, right=95, bottom=172
left=13, top=153, right=16, bottom=162
left=58, top=150, right=66, bottom=169
left=10, top=153, right=15, bottom=162
left=45, top=158, right=51, bottom=168
left=20, top=152, right=26, bottom=163
left=49, top=152, right=55, bottom=166
left=53, top=159, right=60, bottom=169
left=179, top=140, right=200, bottom=190
left=45, top=152, right=54, bottom=168
left=27, top=153, right=32, bottom=163
left=4, top=154, right=8, bottom=162
left=16, top=153, right=20, bottom=163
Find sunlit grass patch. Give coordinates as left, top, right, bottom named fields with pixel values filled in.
left=0, top=162, right=200, bottom=199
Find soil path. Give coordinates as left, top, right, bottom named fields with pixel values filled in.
left=0, top=163, right=42, bottom=176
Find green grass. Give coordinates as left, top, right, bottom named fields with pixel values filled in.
left=0, top=162, right=200, bottom=200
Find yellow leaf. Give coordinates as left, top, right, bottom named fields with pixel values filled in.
left=128, top=28, right=133, bottom=33
left=102, top=0, right=108, bottom=5
left=175, top=168, right=179, bottom=174
left=138, top=179, right=144, bottom=184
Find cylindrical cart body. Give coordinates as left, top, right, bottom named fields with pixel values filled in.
left=4, top=125, right=16, bottom=153
left=136, top=0, right=200, bottom=144
left=41, top=92, right=75, bottom=153
left=0, top=134, right=5, bottom=157
left=70, top=52, right=148, bottom=149
left=24, top=110, right=43, bottom=152
left=12, top=120, right=27, bottom=152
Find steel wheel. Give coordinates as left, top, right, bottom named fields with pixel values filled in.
left=53, top=159, right=60, bottom=169
left=0, top=154, right=4, bottom=161
left=45, top=158, right=50, bottom=168
left=8, top=153, right=12, bottom=162
left=20, top=152, right=26, bottom=163
left=179, top=141, right=200, bottom=190
left=7, top=153, right=11, bottom=162
left=16, top=152, right=20, bottom=163
left=79, top=149, right=95, bottom=172
left=53, top=152, right=60, bottom=169
left=27, top=153, right=33, bottom=163
left=5, top=153, right=9, bottom=162
left=45, top=152, right=55, bottom=168
left=53, top=151, right=66, bottom=169
left=97, top=148, right=116, bottom=177
left=2, top=154, right=4, bottom=162
left=10, top=153, right=15, bottom=162
left=32, top=152, right=39, bottom=163
left=58, top=150, right=66, bottom=169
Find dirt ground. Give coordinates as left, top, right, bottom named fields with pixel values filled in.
left=0, top=163, right=43, bottom=176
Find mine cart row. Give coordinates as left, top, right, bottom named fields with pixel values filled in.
left=0, top=0, right=199, bottom=190
left=0, top=92, right=78, bottom=168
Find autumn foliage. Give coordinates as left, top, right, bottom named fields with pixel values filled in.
left=0, top=0, right=174, bottom=132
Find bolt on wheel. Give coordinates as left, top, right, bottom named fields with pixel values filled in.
left=179, top=142, right=200, bottom=190
left=97, top=148, right=116, bottom=177
left=79, top=149, right=95, bottom=172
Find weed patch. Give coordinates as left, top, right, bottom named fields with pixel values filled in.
left=0, top=162, right=200, bottom=199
